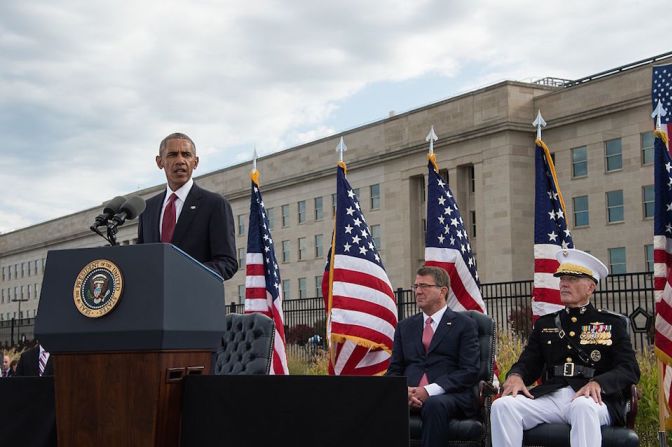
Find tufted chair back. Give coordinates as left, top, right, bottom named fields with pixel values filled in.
left=214, top=313, right=275, bottom=375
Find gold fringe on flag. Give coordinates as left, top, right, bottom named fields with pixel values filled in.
left=536, top=138, right=568, bottom=219
left=249, top=168, right=260, bottom=186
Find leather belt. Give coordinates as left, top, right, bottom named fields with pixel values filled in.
left=552, top=363, right=595, bottom=378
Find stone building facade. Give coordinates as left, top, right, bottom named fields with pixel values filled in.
left=0, top=54, right=668, bottom=321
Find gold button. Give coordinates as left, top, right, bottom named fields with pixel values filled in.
left=571, top=317, right=577, bottom=323
left=569, top=331, right=576, bottom=337
left=566, top=357, right=572, bottom=363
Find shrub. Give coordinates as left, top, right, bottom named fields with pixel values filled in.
left=286, top=324, right=316, bottom=346
left=508, top=303, right=533, bottom=339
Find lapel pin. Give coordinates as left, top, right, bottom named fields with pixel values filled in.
left=447, top=322, right=452, bottom=326
left=190, top=206, right=196, bottom=210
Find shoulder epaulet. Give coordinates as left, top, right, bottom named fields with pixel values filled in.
left=596, top=308, right=626, bottom=319
left=537, top=309, right=561, bottom=321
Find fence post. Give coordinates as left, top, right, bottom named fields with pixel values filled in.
left=10, top=318, right=15, bottom=347
left=396, top=288, right=405, bottom=321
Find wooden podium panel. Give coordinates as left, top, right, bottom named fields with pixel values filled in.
left=54, top=351, right=211, bottom=447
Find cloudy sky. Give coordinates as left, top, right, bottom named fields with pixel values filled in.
left=0, top=0, right=669, bottom=233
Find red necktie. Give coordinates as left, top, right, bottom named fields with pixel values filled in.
left=418, top=317, right=434, bottom=387
left=161, top=193, right=177, bottom=243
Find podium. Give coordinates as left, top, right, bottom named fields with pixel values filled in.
left=35, top=243, right=226, bottom=447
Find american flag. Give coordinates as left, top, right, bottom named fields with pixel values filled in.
left=244, top=171, right=289, bottom=375
left=424, top=158, right=486, bottom=313
left=653, top=127, right=672, bottom=427
left=531, top=140, right=574, bottom=319
left=323, top=162, right=398, bottom=376
left=653, top=64, right=672, bottom=137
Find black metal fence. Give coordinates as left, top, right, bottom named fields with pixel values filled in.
left=2, top=273, right=656, bottom=357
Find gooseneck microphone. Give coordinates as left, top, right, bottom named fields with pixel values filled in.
left=90, top=196, right=127, bottom=229
left=89, top=195, right=146, bottom=246
left=110, top=196, right=147, bottom=227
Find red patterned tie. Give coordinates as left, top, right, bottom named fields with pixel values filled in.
left=418, top=317, right=434, bottom=387
left=161, top=193, right=177, bottom=243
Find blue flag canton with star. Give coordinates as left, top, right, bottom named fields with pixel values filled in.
left=248, top=182, right=281, bottom=298
left=654, top=135, right=672, bottom=236
left=534, top=146, right=574, bottom=248
left=425, top=162, right=480, bottom=284
left=653, top=65, right=672, bottom=125
left=333, top=165, right=385, bottom=268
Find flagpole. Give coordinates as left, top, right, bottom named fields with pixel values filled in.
left=659, top=359, right=668, bottom=446
left=654, top=102, right=669, bottom=447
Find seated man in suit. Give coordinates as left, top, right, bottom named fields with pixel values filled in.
left=386, top=266, right=480, bottom=447
left=490, top=249, right=640, bottom=447
left=137, top=132, right=237, bottom=280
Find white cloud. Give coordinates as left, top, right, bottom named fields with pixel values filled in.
left=0, top=0, right=669, bottom=232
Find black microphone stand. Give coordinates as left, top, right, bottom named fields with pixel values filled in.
left=90, top=224, right=115, bottom=246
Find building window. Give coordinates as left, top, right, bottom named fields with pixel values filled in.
left=645, top=244, right=654, bottom=272
left=331, top=193, right=337, bottom=215
left=314, top=234, right=324, bottom=258
left=353, top=188, right=360, bottom=200
left=238, top=248, right=245, bottom=268
left=298, top=277, right=307, bottom=299
left=470, top=210, right=477, bottom=238
left=237, top=214, right=245, bottom=235
left=420, top=179, right=426, bottom=203
left=642, top=131, right=654, bottom=165
left=34, top=284, right=38, bottom=300
left=267, top=207, right=274, bottom=230
left=469, top=166, right=475, bottom=192
left=282, top=240, right=290, bottom=263
left=238, top=285, right=246, bottom=304
left=643, top=185, right=654, bottom=219
left=571, top=146, right=587, bottom=178
left=281, top=204, right=290, bottom=227
left=34, top=260, right=39, bottom=275
left=1, top=267, right=4, bottom=281
left=605, top=138, right=622, bottom=172
left=282, top=280, right=290, bottom=299
left=298, top=200, right=306, bottom=224
left=1, top=289, right=3, bottom=304
left=21, top=263, right=24, bottom=278
left=370, top=184, right=380, bottom=209
left=606, top=190, right=624, bottom=223
left=370, top=224, right=381, bottom=249
left=314, top=197, right=324, bottom=220
left=315, top=276, right=323, bottom=298
left=608, top=247, right=627, bottom=274
left=573, top=196, right=589, bottom=227
left=298, top=237, right=307, bottom=260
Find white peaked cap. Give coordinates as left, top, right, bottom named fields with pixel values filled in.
left=553, top=248, right=609, bottom=283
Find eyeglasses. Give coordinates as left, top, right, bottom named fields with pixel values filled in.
left=411, top=283, right=442, bottom=292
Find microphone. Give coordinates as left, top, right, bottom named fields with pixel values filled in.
left=91, top=196, right=127, bottom=228
left=109, top=195, right=146, bottom=228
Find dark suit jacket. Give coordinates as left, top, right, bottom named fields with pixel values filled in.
left=138, top=183, right=238, bottom=280
left=387, top=308, right=480, bottom=406
left=15, top=346, right=53, bottom=377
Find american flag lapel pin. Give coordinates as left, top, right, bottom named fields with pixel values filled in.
left=190, top=205, right=196, bottom=210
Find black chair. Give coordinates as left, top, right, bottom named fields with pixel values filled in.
left=409, top=310, right=497, bottom=447
left=522, top=313, right=640, bottom=447
left=214, top=313, right=275, bottom=375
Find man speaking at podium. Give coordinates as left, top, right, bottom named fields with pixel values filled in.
left=138, top=132, right=238, bottom=280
